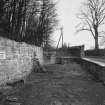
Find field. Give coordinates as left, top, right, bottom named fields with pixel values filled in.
left=1, top=62, right=105, bottom=105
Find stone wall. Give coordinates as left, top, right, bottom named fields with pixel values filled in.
left=56, top=45, right=85, bottom=58
left=0, top=37, right=43, bottom=85
left=76, top=58, right=105, bottom=84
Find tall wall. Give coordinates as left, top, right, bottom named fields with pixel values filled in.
left=0, top=37, right=43, bottom=85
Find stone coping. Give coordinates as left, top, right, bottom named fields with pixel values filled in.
left=82, top=58, right=105, bottom=67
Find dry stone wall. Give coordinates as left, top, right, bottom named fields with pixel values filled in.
left=0, top=37, right=43, bottom=85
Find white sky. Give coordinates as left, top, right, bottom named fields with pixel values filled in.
left=53, top=0, right=95, bottom=49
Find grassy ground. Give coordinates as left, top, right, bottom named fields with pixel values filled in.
left=1, top=63, right=105, bottom=105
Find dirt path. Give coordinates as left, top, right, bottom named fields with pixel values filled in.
left=1, top=63, right=105, bottom=105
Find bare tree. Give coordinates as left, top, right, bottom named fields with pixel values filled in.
left=26, top=0, right=58, bottom=47
left=37, top=0, right=58, bottom=48
left=0, top=0, right=29, bottom=40
left=0, top=0, right=58, bottom=47
left=76, top=0, right=105, bottom=50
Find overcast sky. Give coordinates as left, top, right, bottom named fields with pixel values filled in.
left=53, top=0, right=95, bottom=49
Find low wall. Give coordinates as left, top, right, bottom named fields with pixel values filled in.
left=55, top=56, right=105, bottom=84
left=56, top=57, right=81, bottom=64
left=0, top=37, right=43, bottom=86
left=43, top=51, right=56, bottom=65
left=80, top=58, right=105, bottom=82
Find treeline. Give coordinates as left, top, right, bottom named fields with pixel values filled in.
left=0, top=0, right=58, bottom=47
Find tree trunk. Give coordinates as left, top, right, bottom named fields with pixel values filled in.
left=95, top=36, right=99, bottom=50
left=94, top=26, right=99, bottom=50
